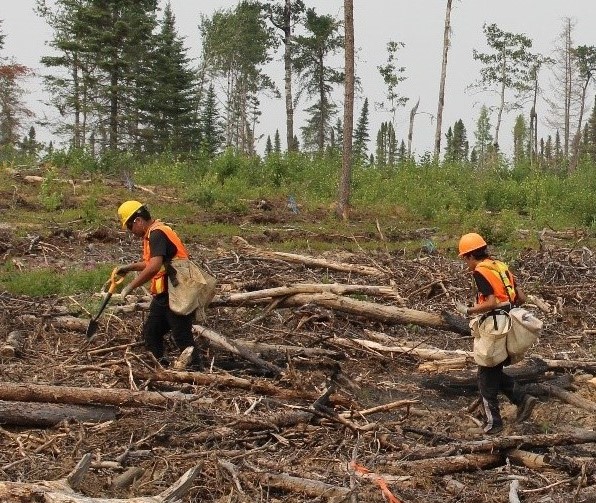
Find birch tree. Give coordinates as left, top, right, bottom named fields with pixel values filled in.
left=266, top=0, right=305, bottom=151
left=568, top=45, right=596, bottom=171
left=471, top=23, right=535, bottom=149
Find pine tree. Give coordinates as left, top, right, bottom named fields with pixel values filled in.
left=544, top=135, right=553, bottom=163
left=474, top=105, right=493, bottom=168
left=274, top=129, right=281, bottom=153
left=265, top=135, right=273, bottom=156
left=200, top=84, right=223, bottom=158
left=444, top=126, right=454, bottom=162
left=375, top=121, right=397, bottom=167
left=142, top=3, right=200, bottom=154
left=512, top=114, right=528, bottom=165
left=352, top=98, right=370, bottom=165
left=293, top=8, right=343, bottom=152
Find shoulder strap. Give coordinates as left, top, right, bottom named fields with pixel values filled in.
left=477, top=260, right=515, bottom=303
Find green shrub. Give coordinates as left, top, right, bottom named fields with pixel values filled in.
left=39, top=167, right=64, bottom=211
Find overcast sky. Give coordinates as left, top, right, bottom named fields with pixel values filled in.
left=2, top=1, right=596, bottom=157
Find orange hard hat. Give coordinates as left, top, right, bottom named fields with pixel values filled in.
left=458, top=232, right=487, bottom=256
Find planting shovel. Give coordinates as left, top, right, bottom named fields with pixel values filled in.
left=85, top=267, right=124, bottom=339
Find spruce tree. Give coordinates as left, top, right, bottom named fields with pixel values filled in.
left=352, top=98, right=370, bottom=165
left=265, top=135, right=273, bottom=156
left=143, top=3, right=200, bottom=154
left=474, top=105, right=493, bottom=168
left=512, top=114, right=528, bottom=165
left=200, top=84, right=223, bottom=158
left=274, top=129, right=281, bottom=153
left=293, top=8, right=343, bottom=152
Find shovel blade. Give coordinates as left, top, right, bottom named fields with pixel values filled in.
left=85, top=319, right=99, bottom=339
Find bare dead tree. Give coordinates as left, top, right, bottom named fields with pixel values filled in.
left=434, top=0, right=453, bottom=161
left=337, top=0, right=354, bottom=221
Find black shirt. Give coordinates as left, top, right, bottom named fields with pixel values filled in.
left=472, top=270, right=493, bottom=297
left=148, top=229, right=177, bottom=261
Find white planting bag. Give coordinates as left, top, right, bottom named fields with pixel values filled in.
left=167, top=258, right=216, bottom=318
left=507, top=307, right=543, bottom=364
left=471, top=312, right=511, bottom=367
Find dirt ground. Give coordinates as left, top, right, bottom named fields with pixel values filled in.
left=1, top=195, right=595, bottom=502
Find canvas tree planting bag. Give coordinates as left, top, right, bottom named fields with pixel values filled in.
left=507, top=307, right=543, bottom=364
left=470, top=312, right=511, bottom=367
left=167, top=258, right=216, bottom=319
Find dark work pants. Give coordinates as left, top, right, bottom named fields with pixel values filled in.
left=143, top=294, right=196, bottom=362
left=478, top=360, right=524, bottom=429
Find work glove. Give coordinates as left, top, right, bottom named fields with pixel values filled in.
left=120, top=283, right=135, bottom=300
left=455, top=302, right=469, bottom=316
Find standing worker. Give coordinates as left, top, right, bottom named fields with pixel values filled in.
left=456, top=232, right=537, bottom=434
left=116, top=200, right=204, bottom=371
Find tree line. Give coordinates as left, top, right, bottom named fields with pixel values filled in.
left=1, top=3, right=596, bottom=179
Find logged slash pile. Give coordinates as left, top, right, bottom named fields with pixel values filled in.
left=0, top=226, right=595, bottom=502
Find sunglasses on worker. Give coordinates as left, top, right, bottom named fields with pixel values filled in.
left=126, top=216, right=138, bottom=230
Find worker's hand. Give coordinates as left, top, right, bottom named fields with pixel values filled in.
left=455, top=302, right=469, bottom=316
left=120, top=283, right=135, bottom=300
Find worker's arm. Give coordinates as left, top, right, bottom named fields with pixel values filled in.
left=125, top=256, right=163, bottom=291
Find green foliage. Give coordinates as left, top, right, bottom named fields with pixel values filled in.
left=39, top=167, right=63, bottom=211
left=0, top=262, right=114, bottom=297
left=81, top=192, right=101, bottom=224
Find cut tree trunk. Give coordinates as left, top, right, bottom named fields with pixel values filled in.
left=1, top=330, right=27, bottom=357
left=0, top=382, right=204, bottom=409
left=194, top=324, right=284, bottom=376
left=382, top=429, right=596, bottom=461
left=233, top=236, right=386, bottom=277
left=210, top=282, right=406, bottom=305
left=272, top=293, right=467, bottom=334
left=0, top=400, right=118, bottom=427
left=122, top=368, right=352, bottom=407
left=253, top=472, right=351, bottom=500
left=381, top=453, right=502, bottom=476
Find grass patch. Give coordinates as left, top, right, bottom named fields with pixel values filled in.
left=0, top=263, right=115, bottom=297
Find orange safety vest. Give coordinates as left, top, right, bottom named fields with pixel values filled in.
left=474, top=259, right=517, bottom=305
left=143, top=220, right=189, bottom=295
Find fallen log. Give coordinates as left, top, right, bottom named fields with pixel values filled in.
left=421, top=358, right=561, bottom=395
left=272, top=293, right=468, bottom=334
left=51, top=316, right=89, bottom=333
left=0, top=453, right=199, bottom=502
left=381, top=429, right=596, bottom=461
left=194, top=324, right=284, bottom=376
left=1, top=330, right=27, bottom=357
left=119, top=368, right=352, bottom=407
left=0, top=400, right=118, bottom=427
left=380, top=453, right=502, bottom=476
left=529, top=382, right=596, bottom=412
left=0, top=382, right=204, bottom=409
left=350, top=338, right=473, bottom=361
left=253, top=471, right=351, bottom=500
left=211, top=282, right=406, bottom=305
left=544, top=359, right=596, bottom=374
left=233, top=235, right=386, bottom=277
left=232, top=340, right=344, bottom=360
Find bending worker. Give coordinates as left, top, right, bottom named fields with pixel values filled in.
left=116, top=200, right=204, bottom=371
left=456, top=232, right=537, bottom=434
